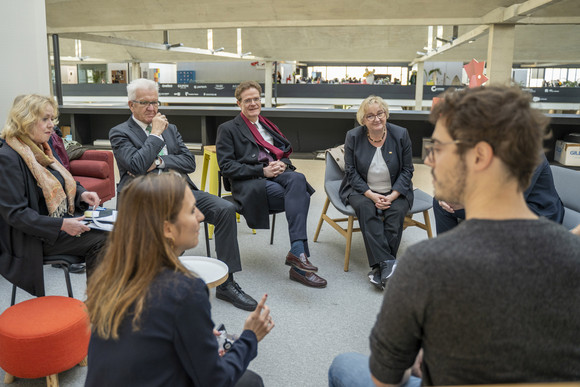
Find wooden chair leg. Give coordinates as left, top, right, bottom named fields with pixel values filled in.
left=46, top=373, right=59, bottom=387
left=344, top=216, right=354, bottom=272
left=4, top=372, right=14, bottom=384
left=423, top=210, right=433, bottom=238
left=313, top=197, right=330, bottom=242
left=79, top=356, right=88, bottom=367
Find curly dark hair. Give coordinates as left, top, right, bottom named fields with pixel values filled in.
left=430, top=86, right=550, bottom=191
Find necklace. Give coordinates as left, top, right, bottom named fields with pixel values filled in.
left=367, top=128, right=386, bottom=143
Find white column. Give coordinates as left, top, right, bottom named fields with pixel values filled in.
left=487, top=24, right=515, bottom=86
left=265, top=61, right=273, bottom=108
left=415, top=62, right=425, bottom=111
left=0, top=0, right=50, bottom=124
left=130, top=62, right=142, bottom=82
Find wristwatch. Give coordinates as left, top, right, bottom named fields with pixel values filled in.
left=155, top=157, right=161, bottom=167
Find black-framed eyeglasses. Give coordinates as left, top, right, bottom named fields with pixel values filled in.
left=423, top=138, right=464, bottom=163
left=241, top=97, right=261, bottom=105
left=365, top=111, right=386, bottom=122
left=131, top=100, right=161, bottom=107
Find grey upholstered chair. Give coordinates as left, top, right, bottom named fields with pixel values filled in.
left=313, top=152, right=433, bottom=272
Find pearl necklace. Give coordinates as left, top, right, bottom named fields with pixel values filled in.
left=367, top=128, right=386, bottom=143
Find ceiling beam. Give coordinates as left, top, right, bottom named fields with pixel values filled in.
left=47, top=18, right=483, bottom=34
left=409, top=0, right=565, bottom=65
left=409, top=25, right=490, bottom=66
left=57, top=32, right=262, bottom=60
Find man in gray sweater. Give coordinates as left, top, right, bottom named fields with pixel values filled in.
left=329, top=86, right=580, bottom=386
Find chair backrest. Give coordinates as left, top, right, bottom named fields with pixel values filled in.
left=324, top=152, right=356, bottom=216
left=325, top=151, right=345, bottom=183
left=550, top=165, right=580, bottom=229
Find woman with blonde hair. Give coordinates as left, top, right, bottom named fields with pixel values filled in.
left=0, top=94, right=105, bottom=296
left=85, top=173, right=273, bottom=386
left=339, top=95, right=414, bottom=290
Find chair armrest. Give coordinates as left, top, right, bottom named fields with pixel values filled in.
left=69, top=160, right=109, bottom=179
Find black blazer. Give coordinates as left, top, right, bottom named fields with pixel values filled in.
left=216, top=114, right=314, bottom=229
left=0, top=141, right=86, bottom=296
left=86, top=270, right=258, bottom=386
left=109, top=117, right=198, bottom=195
left=339, top=123, right=414, bottom=209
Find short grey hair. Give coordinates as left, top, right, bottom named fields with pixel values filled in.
left=127, top=78, right=158, bottom=101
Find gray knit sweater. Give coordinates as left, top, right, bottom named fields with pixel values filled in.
left=370, top=217, right=580, bottom=385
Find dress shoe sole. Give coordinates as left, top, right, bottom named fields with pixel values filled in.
left=284, top=260, right=318, bottom=273
left=289, top=272, right=327, bottom=288
left=216, top=291, right=257, bottom=312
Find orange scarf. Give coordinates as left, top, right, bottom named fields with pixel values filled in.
left=6, top=135, right=76, bottom=217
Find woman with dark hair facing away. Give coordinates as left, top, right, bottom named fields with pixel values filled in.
left=85, top=173, right=273, bottom=386
left=339, top=95, right=414, bottom=290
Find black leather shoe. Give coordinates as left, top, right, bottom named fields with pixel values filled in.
left=285, top=252, right=318, bottom=272
left=216, top=280, right=258, bottom=311
left=289, top=268, right=327, bottom=288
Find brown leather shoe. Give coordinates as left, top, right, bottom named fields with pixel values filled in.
left=289, top=268, right=327, bottom=288
left=285, top=252, right=318, bottom=272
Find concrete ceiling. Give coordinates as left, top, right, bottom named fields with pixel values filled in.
left=45, top=0, right=580, bottom=65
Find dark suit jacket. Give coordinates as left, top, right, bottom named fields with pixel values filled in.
left=86, top=270, right=258, bottom=386
left=339, top=123, right=414, bottom=209
left=216, top=114, right=314, bottom=229
left=524, top=154, right=564, bottom=223
left=109, top=117, right=197, bottom=195
left=0, top=141, right=86, bottom=296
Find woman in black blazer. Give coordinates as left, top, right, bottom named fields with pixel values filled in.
left=86, top=173, right=274, bottom=387
left=339, top=95, right=414, bottom=290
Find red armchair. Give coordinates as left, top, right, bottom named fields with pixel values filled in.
left=69, top=150, right=116, bottom=204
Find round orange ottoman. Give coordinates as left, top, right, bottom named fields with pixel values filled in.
left=0, top=296, right=90, bottom=384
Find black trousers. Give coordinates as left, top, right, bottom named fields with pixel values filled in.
left=235, top=369, right=264, bottom=387
left=193, top=189, right=242, bottom=273
left=348, top=193, right=409, bottom=267
left=265, top=170, right=311, bottom=255
left=43, top=228, right=108, bottom=275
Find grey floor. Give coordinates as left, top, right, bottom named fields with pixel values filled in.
left=0, top=157, right=435, bottom=387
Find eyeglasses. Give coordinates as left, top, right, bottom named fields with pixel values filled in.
left=131, top=100, right=161, bottom=107
left=423, top=139, right=464, bottom=163
left=241, top=97, right=261, bottom=105
left=365, top=111, right=386, bottom=122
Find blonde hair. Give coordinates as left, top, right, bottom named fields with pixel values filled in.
left=1, top=94, right=58, bottom=139
left=86, top=173, right=195, bottom=340
left=356, top=95, right=390, bottom=126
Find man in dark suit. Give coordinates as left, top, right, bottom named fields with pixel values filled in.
left=109, top=78, right=257, bottom=311
left=216, top=81, right=327, bottom=288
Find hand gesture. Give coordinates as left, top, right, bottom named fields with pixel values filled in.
left=61, top=216, right=91, bottom=237
left=366, top=191, right=391, bottom=210
left=263, top=161, right=285, bottom=178
left=150, top=113, right=169, bottom=135
left=243, top=294, right=274, bottom=342
left=81, top=191, right=101, bottom=206
left=439, top=201, right=463, bottom=213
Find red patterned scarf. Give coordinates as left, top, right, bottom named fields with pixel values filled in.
left=240, top=113, right=292, bottom=160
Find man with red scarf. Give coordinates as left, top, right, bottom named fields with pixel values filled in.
left=216, top=81, right=327, bottom=288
